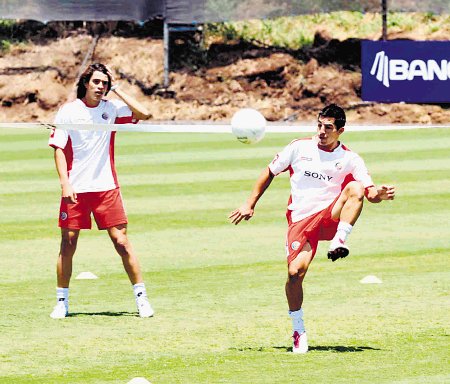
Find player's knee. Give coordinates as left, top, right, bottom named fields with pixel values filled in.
left=288, top=264, right=307, bottom=280
left=112, top=235, right=130, bottom=253
left=346, top=181, right=364, bottom=200
left=60, top=234, right=78, bottom=250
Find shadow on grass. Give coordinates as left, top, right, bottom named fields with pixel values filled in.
left=308, top=345, right=381, bottom=353
left=68, top=311, right=136, bottom=317
left=232, top=345, right=381, bottom=353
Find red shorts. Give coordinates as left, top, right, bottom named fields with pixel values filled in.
left=59, top=188, right=128, bottom=230
left=285, top=195, right=340, bottom=264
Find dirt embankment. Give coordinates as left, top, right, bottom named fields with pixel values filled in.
left=0, top=27, right=449, bottom=125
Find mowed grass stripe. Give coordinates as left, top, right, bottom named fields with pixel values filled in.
left=0, top=140, right=450, bottom=173
left=1, top=146, right=448, bottom=180
left=340, top=132, right=450, bottom=152
left=0, top=146, right=276, bottom=172
left=1, top=216, right=447, bottom=274
left=0, top=177, right=288, bottom=199
left=1, top=217, right=448, bottom=285
left=1, top=206, right=285, bottom=240
left=362, top=147, right=449, bottom=163
left=113, top=134, right=450, bottom=156
left=1, top=128, right=449, bottom=153
left=0, top=129, right=48, bottom=140
left=0, top=226, right=286, bottom=285
left=0, top=166, right=450, bottom=203
left=2, top=212, right=445, bottom=283
left=1, top=129, right=448, bottom=176
left=342, top=127, right=449, bottom=141
left=0, top=130, right=233, bottom=147
left=0, top=168, right=278, bottom=193
left=0, top=131, right=296, bottom=156
left=0, top=155, right=448, bottom=188
left=2, top=193, right=448, bottom=240
left=0, top=157, right=269, bottom=181
left=0, top=188, right=288, bottom=223
left=0, top=224, right=289, bottom=282
left=1, top=177, right=448, bottom=224
left=0, top=137, right=240, bottom=159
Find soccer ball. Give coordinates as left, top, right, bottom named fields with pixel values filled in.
left=231, top=108, right=266, bottom=144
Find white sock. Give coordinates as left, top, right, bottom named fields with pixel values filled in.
left=133, top=283, right=147, bottom=299
left=56, top=287, right=69, bottom=306
left=289, top=308, right=305, bottom=334
left=335, top=221, right=353, bottom=242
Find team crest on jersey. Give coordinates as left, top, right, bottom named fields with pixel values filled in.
left=102, top=112, right=109, bottom=120
left=60, top=212, right=68, bottom=220
left=335, top=162, right=343, bottom=170
left=291, top=241, right=301, bottom=251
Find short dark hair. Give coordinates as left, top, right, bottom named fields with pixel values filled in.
left=76, top=63, right=111, bottom=99
left=318, top=104, right=346, bottom=129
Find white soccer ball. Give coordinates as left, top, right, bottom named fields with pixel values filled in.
left=231, top=108, right=266, bottom=144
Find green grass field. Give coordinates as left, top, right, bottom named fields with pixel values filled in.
left=0, top=127, right=449, bottom=383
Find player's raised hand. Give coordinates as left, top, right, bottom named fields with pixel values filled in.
left=228, top=204, right=254, bottom=225
left=378, top=185, right=395, bottom=200
left=105, top=65, right=116, bottom=86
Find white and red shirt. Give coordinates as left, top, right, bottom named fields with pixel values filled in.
left=48, top=98, right=136, bottom=193
left=269, top=136, right=374, bottom=223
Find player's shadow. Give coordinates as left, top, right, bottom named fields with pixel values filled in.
left=307, top=345, right=381, bottom=353
left=69, top=311, right=136, bottom=317
left=232, top=345, right=380, bottom=353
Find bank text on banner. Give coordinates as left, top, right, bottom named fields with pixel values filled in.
left=362, top=41, right=450, bottom=103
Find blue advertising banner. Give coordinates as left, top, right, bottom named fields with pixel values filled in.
left=362, top=41, right=450, bottom=103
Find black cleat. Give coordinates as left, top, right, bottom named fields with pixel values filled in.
left=327, top=246, right=349, bottom=262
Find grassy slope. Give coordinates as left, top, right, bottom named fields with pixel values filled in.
left=2, top=12, right=449, bottom=54
left=0, top=128, right=449, bottom=383
left=205, top=12, right=450, bottom=49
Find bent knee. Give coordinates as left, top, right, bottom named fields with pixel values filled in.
left=345, top=181, right=365, bottom=200
left=288, top=264, right=307, bottom=280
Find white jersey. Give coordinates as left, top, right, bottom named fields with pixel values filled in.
left=48, top=98, right=136, bottom=193
left=269, top=136, right=374, bottom=223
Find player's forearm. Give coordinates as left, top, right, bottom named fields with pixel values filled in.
left=54, top=149, right=70, bottom=187
left=112, top=88, right=150, bottom=120
left=247, top=167, right=274, bottom=209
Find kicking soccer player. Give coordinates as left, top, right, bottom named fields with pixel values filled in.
left=49, top=63, right=154, bottom=319
left=229, top=104, right=395, bottom=353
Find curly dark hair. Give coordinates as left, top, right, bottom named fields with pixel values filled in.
left=76, top=63, right=111, bottom=99
left=318, top=104, right=346, bottom=129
